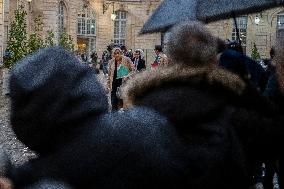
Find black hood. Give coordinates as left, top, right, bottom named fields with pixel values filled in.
left=9, top=47, right=108, bottom=155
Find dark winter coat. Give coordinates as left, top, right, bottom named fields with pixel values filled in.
left=219, top=49, right=266, bottom=90
left=5, top=47, right=284, bottom=189
left=132, top=57, right=146, bottom=72
left=9, top=47, right=109, bottom=155
left=122, top=64, right=284, bottom=189
left=6, top=47, right=214, bottom=189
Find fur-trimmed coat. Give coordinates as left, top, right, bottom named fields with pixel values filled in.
left=122, top=64, right=284, bottom=188
left=107, top=56, right=134, bottom=92
left=6, top=47, right=203, bottom=189
left=4, top=47, right=284, bottom=189
left=152, top=52, right=169, bottom=68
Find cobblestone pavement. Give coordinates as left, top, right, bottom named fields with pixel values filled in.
left=0, top=69, right=108, bottom=166
left=0, top=69, right=37, bottom=166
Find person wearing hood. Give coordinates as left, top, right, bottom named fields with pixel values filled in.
left=268, top=38, right=284, bottom=188
left=0, top=23, right=283, bottom=189
left=0, top=47, right=198, bottom=189
left=122, top=21, right=284, bottom=189
left=218, top=41, right=267, bottom=92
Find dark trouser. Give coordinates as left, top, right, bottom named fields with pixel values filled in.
left=111, top=78, right=123, bottom=111
left=253, top=160, right=279, bottom=189
left=111, top=91, right=123, bottom=111
left=103, top=63, right=108, bottom=75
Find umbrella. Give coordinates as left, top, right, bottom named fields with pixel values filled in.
left=140, top=0, right=284, bottom=34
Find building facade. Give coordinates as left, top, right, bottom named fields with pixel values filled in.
left=207, top=7, right=284, bottom=58
left=1, top=0, right=162, bottom=62
left=1, top=0, right=284, bottom=61
left=0, top=0, right=4, bottom=60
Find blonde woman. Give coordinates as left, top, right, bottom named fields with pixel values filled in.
left=107, top=47, right=134, bottom=111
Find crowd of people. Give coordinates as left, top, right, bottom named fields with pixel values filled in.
left=74, top=44, right=169, bottom=111
left=0, top=20, right=284, bottom=189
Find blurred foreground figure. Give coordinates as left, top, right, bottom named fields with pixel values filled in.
left=0, top=47, right=219, bottom=189
left=1, top=22, right=284, bottom=189
left=122, top=21, right=284, bottom=189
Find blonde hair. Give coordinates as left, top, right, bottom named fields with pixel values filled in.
left=112, top=47, right=123, bottom=56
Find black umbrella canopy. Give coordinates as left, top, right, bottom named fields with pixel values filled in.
left=140, top=0, right=284, bottom=34
left=140, top=0, right=199, bottom=34
left=200, top=0, right=283, bottom=22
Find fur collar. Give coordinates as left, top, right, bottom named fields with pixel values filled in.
left=122, top=65, right=246, bottom=108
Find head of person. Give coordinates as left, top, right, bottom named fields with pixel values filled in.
left=107, top=45, right=112, bottom=52
left=226, top=41, right=243, bottom=54
left=113, top=47, right=123, bottom=60
left=166, top=21, right=217, bottom=67
left=270, top=47, right=275, bottom=60
left=120, top=45, right=127, bottom=53
left=92, top=52, right=98, bottom=58
left=8, top=47, right=108, bottom=155
left=154, top=45, right=163, bottom=55
left=134, top=50, right=141, bottom=59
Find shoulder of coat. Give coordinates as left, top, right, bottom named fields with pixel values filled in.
left=122, top=64, right=246, bottom=107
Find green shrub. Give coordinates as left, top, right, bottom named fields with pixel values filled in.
left=59, top=31, right=75, bottom=52
left=251, top=43, right=261, bottom=61
left=27, top=16, right=45, bottom=54
left=4, top=6, right=28, bottom=69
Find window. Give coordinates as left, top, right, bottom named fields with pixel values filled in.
left=77, top=8, right=96, bottom=57
left=232, top=16, right=247, bottom=52
left=114, top=11, right=127, bottom=45
left=58, top=1, right=66, bottom=35
left=4, top=0, right=9, bottom=13
left=277, top=11, right=284, bottom=39
left=77, top=9, right=96, bottom=36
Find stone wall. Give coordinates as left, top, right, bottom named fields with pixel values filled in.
left=33, top=0, right=78, bottom=44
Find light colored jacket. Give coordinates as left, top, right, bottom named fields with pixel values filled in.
left=152, top=52, right=169, bottom=68
left=107, top=56, right=134, bottom=92
left=160, top=53, right=169, bottom=67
